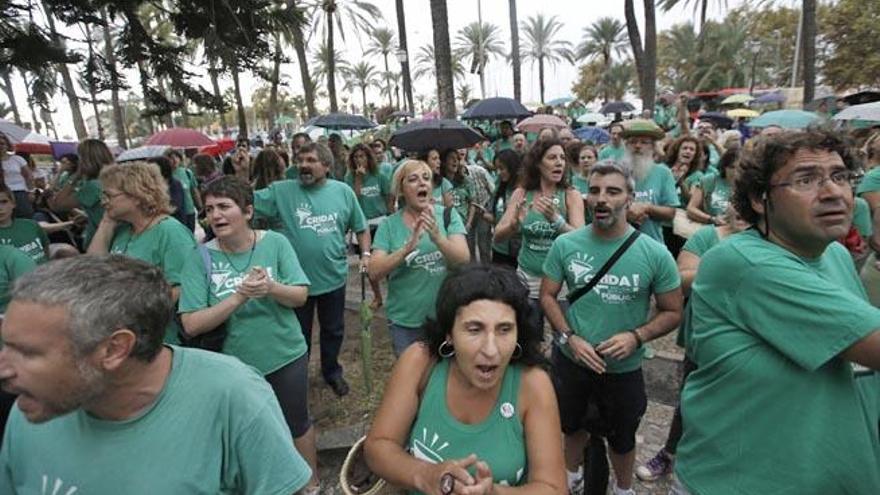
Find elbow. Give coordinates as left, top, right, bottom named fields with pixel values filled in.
left=179, top=313, right=200, bottom=337
left=291, top=287, right=309, bottom=308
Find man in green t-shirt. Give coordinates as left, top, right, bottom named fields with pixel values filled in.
left=619, top=119, right=679, bottom=244
left=254, top=142, right=369, bottom=397
left=540, top=161, right=682, bottom=495
left=167, top=150, right=202, bottom=232
left=597, top=123, right=625, bottom=161
left=673, top=129, right=880, bottom=495
left=0, top=255, right=311, bottom=494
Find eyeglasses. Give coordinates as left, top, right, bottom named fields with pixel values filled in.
left=101, top=191, right=126, bottom=201
left=770, top=170, right=858, bottom=192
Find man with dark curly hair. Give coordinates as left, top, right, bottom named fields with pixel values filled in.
left=672, top=129, right=880, bottom=494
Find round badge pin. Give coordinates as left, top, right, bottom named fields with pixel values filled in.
left=500, top=402, right=515, bottom=418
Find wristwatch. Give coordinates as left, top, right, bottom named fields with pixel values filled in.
left=556, top=330, right=573, bottom=347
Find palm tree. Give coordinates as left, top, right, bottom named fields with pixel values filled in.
left=690, top=22, right=750, bottom=90
left=577, top=17, right=628, bottom=103
left=457, top=83, right=473, bottom=111
left=41, top=0, right=87, bottom=139
left=365, top=27, right=396, bottom=107
left=625, top=0, right=658, bottom=112
left=0, top=69, right=22, bottom=125
left=395, top=0, right=415, bottom=114
left=800, top=0, right=816, bottom=103
left=508, top=0, right=521, bottom=102
left=100, top=8, right=128, bottom=147
left=430, top=0, right=456, bottom=118
left=312, top=0, right=382, bottom=113
left=657, top=0, right=727, bottom=34
left=520, top=14, right=574, bottom=105
left=79, top=22, right=105, bottom=140
left=454, top=21, right=506, bottom=99
left=287, top=1, right=317, bottom=118
left=414, top=44, right=465, bottom=82
left=342, top=61, right=377, bottom=116
left=657, top=22, right=699, bottom=92
left=312, top=41, right=351, bottom=90
left=603, top=61, right=637, bottom=100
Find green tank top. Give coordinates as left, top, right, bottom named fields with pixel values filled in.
left=493, top=187, right=515, bottom=255
left=408, top=359, right=527, bottom=492
left=517, top=188, right=568, bottom=276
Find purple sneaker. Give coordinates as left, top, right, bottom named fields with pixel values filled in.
left=636, top=448, right=674, bottom=481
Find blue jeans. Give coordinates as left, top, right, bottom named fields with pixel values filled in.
left=294, top=285, right=346, bottom=382
left=389, top=322, right=424, bottom=357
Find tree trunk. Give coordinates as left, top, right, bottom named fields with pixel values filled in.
left=1, top=70, right=22, bottom=125
left=801, top=0, right=816, bottom=104
left=135, top=61, right=155, bottom=134
left=156, top=77, right=174, bottom=128
left=538, top=56, right=545, bottom=105
left=290, top=18, right=317, bottom=118
left=83, top=23, right=104, bottom=140
left=508, top=0, right=521, bottom=102
left=326, top=9, right=339, bottom=113
left=396, top=0, right=415, bottom=114
left=430, top=0, right=456, bottom=118
left=381, top=53, right=393, bottom=107
left=361, top=85, right=368, bottom=117
left=231, top=65, right=248, bottom=138
left=269, top=36, right=282, bottom=128
left=208, top=60, right=228, bottom=132
left=101, top=8, right=128, bottom=148
left=20, top=70, right=42, bottom=133
left=42, top=1, right=87, bottom=139
left=642, top=0, right=657, bottom=112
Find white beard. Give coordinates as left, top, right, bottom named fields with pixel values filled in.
left=623, top=148, right=655, bottom=182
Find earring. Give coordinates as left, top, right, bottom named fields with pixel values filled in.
left=512, top=343, right=523, bottom=360
left=438, top=340, right=455, bottom=358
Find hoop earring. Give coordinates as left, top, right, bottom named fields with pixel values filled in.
left=438, top=340, right=455, bottom=358
left=512, top=342, right=523, bottom=360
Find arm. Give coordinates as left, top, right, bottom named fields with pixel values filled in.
left=595, top=288, right=683, bottom=360
left=465, top=202, right=477, bottom=231
left=38, top=220, right=76, bottom=234
left=646, top=203, right=676, bottom=222
left=20, top=164, right=34, bottom=191
left=267, top=280, right=308, bottom=308
left=442, top=191, right=453, bottom=209
left=493, top=188, right=526, bottom=242
left=841, top=331, right=880, bottom=369
left=85, top=215, right=116, bottom=254
left=676, top=250, right=701, bottom=296
left=434, top=232, right=469, bottom=266
left=180, top=292, right=248, bottom=337
left=686, top=188, right=714, bottom=224
left=561, top=188, right=586, bottom=232
left=539, top=277, right=606, bottom=374
left=47, top=174, right=81, bottom=212
left=356, top=228, right=372, bottom=273
left=863, top=192, right=880, bottom=219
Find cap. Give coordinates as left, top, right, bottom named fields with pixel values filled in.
left=621, top=119, right=665, bottom=140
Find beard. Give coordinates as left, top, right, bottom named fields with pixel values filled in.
left=623, top=148, right=655, bottom=182
left=21, top=358, right=108, bottom=424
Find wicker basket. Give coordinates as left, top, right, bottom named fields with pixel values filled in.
left=340, top=436, right=387, bottom=495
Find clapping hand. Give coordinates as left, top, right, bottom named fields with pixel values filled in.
left=532, top=194, right=558, bottom=222
left=237, top=266, right=271, bottom=298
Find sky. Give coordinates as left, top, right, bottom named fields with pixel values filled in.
left=3, top=0, right=746, bottom=140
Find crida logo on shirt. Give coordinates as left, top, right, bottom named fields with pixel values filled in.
left=295, top=203, right=339, bottom=235
left=360, top=184, right=380, bottom=197
left=405, top=249, right=446, bottom=275
left=39, top=475, right=77, bottom=495
left=210, top=261, right=275, bottom=298
left=567, top=253, right=641, bottom=304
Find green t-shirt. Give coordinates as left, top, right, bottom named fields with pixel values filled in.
left=543, top=225, right=681, bottom=373
left=695, top=174, right=731, bottom=217
left=853, top=196, right=873, bottom=237
left=676, top=225, right=721, bottom=352
left=634, top=164, right=680, bottom=243
left=179, top=231, right=310, bottom=375
left=0, top=346, right=312, bottom=494
left=706, top=144, right=720, bottom=171
left=408, top=359, right=526, bottom=492
left=676, top=170, right=703, bottom=206
left=172, top=166, right=197, bottom=215
left=0, top=219, right=49, bottom=264
left=857, top=166, right=880, bottom=195
left=448, top=179, right=473, bottom=223
left=344, top=170, right=390, bottom=220
left=492, top=187, right=515, bottom=256
left=0, top=245, right=36, bottom=314
left=518, top=189, right=568, bottom=277
left=676, top=229, right=880, bottom=494
left=571, top=175, right=589, bottom=196
left=75, top=179, right=103, bottom=248
left=432, top=178, right=454, bottom=203
left=254, top=179, right=367, bottom=295
left=597, top=144, right=624, bottom=161
left=110, top=217, right=197, bottom=343
left=285, top=165, right=299, bottom=180
left=373, top=207, right=467, bottom=327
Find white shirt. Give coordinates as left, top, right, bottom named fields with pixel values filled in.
left=1, top=155, right=28, bottom=191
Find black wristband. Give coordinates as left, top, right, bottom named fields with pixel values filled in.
left=630, top=329, right=644, bottom=348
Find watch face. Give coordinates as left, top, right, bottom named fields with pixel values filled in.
left=440, top=473, right=455, bottom=495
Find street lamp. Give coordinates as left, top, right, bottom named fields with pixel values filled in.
left=396, top=49, right=413, bottom=114
left=748, top=40, right=761, bottom=95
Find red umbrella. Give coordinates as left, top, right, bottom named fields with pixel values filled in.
left=145, top=128, right=214, bottom=148
left=13, top=131, right=52, bottom=155
left=517, top=114, right=568, bottom=133
left=198, top=138, right=235, bottom=157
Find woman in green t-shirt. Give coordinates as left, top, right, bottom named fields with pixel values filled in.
left=488, top=150, right=523, bottom=268
left=440, top=148, right=475, bottom=233
left=364, top=264, right=565, bottom=494
left=687, top=148, right=737, bottom=226
left=369, top=160, right=469, bottom=356
left=664, top=136, right=705, bottom=256
left=178, top=176, right=319, bottom=493
left=565, top=142, right=597, bottom=198
left=418, top=149, right=453, bottom=208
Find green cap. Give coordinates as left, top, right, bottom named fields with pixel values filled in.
left=621, top=119, right=665, bottom=140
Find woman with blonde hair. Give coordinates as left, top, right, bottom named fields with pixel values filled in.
left=369, top=160, right=469, bottom=356
left=88, top=161, right=196, bottom=342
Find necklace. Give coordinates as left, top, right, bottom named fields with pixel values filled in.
left=219, top=229, right=257, bottom=273
left=119, top=215, right=163, bottom=254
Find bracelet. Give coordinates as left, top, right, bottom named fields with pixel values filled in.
left=361, top=252, right=371, bottom=257
left=552, top=214, right=566, bottom=231
left=630, top=329, right=644, bottom=348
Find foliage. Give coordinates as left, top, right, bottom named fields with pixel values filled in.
left=571, top=59, right=635, bottom=104
left=453, top=21, right=506, bottom=76
left=576, top=17, right=628, bottom=66
left=413, top=44, right=465, bottom=82
left=520, top=14, right=574, bottom=67
left=821, top=0, right=880, bottom=90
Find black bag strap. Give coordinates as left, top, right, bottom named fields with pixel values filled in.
left=443, top=206, right=452, bottom=230
left=566, top=229, right=641, bottom=306
left=197, top=244, right=213, bottom=303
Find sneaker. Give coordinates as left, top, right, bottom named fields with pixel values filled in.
left=635, top=448, right=674, bottom=481
left=327, top=375, right=350, bottom=397
left=568, top=474, right=584, bottom=495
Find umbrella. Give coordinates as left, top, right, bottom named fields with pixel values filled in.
left=746, top=109, right=823, bottom=129
left=145, top=128, right=214, bottom=148
left=49, top=141, right=79, bottom=160
left=389, top=119, right=483, bottom=152
left=576, top=112, right=609, bottom=125
left=516, top=114, right=568, bottom=133
left=721, top=94, right=754, bottom=105
left=359, top=271, right=374, bottom=396
left=198, top=138, right=236, bottom=157
left=599, top=101, right=636, bottom=114
left=389, top=110, right=414, bottom=119
left=841, top=90, right=880, bottom=106
left=573, top=126, right=610, bottom=145
left=0, top=119, right=30, bottom=142
left=832, top=102, right=880, bottom=122
left=546, top=96, right=575, bottom=107
left=311, top=113, right=377, bottom=130
left=751, top=92, right=786, bottom=105
left=13, top=131, right=52, bottom=154
left=461, top=97, right=532, bottom=120
left=698, top=112, right=734, bottom=129
left=116, top=145, right=171, bottom=163
left=727, top=108, right=760, bottom=118
left=274, top=115, right=295, bottom=125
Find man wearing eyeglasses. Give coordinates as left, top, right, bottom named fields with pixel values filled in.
left=671, top=130, right=880, bottom=495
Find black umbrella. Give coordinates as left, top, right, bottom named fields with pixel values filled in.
left=389, top=110, right=414, bottom=118
left=461, top=97, right=532, bottom=120
left=599, top=101, right=636, bottom=114
left=841, top=90, right=880, bottom=106
left=310, top=113, right=377, bottom=130
left=389, top=119, right=483, bottom=152
left=698, top=111, right=734, bottom=129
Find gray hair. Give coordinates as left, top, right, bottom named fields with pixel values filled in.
left=11, top=255, right=173, bottom=362
left=300, top=142, right=335, bottom=169
left=589, top=159, right=636, bottom=194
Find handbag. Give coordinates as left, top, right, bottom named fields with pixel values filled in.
left=566, top=229, right=641, bottom=306
left=178, top=245, right=227, bottom=352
